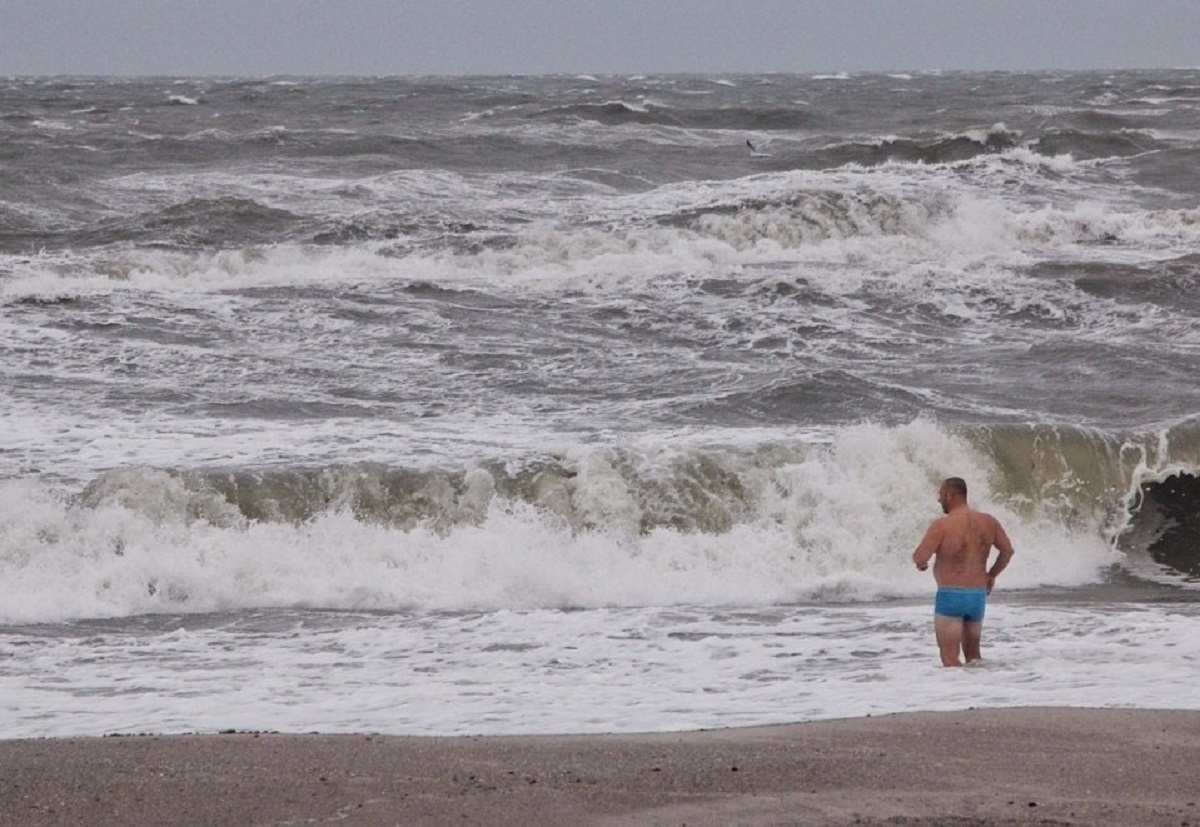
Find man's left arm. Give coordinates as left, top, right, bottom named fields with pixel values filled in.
left=986, top=519, right=1015, bottom=592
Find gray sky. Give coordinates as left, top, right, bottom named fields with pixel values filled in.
left=2, top=0, right=1197, bottom=76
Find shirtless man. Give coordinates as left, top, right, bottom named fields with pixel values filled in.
left=912, top=477, right=1015, bottom=667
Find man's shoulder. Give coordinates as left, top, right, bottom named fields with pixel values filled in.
left=970, top=509, right=1008, bottom=538
left=974, top=509, right=1002, bottom=526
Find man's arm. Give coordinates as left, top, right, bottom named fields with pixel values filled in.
left=912, top=521, right=942, bottom=571
left=985, top=519, right=1015, bottom=593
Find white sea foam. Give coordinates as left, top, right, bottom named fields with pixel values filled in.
left=2, top=600, right=1196, bottom=739
left=30, top=119, right=75, bottom=132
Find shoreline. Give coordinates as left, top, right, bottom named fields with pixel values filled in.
left=3, top=707, right=1199, bottom=825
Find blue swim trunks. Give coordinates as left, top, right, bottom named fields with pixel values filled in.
left=934, top=587, right=987, bottom=623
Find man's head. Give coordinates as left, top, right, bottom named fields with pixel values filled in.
left=938, top=477, right=968, bottom=513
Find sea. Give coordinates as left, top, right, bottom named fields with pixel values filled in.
left=1, top=71, right=1199, bottom=739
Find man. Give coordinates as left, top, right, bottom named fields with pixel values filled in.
left=912, top=477, right=1015, bottom=667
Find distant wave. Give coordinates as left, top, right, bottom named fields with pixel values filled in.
left=809, top=125, right=1023, bottom=168
left=1046, top=252, right=1200, bottom=314
left=533, top=100, right=676, bottom=127
left=662, top=187, right=945, bottom=248
left=1033, top=128, right=1166, bottom=159
left=99, top=197, right=305, bottom=250
left=0, top=196, right=307, bottom=254
left=529, top=101, right=819, bottom=130
left=791, top=124, right=1172, bottom=169
left=6, top=191, right=1200, bottom=303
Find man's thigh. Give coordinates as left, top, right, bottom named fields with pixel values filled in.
left=934, top=615, right=964, bottom=652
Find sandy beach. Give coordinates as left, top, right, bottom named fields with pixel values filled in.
left=2, top=707, right=1197, bottom=826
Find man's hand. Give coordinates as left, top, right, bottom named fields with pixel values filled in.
left=986, top=574, right=996, bottom=594
left=916, top=563, right=928, bottom=571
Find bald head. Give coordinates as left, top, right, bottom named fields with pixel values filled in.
left=938, top=477, right=968, bottom=513
left=943, top=477, right=967, bottom=498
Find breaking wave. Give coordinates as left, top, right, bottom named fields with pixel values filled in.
left=3, top=420, right=1196, bottom=624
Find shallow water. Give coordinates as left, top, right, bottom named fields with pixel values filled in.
left=3, top=597, right=1198, bottom=739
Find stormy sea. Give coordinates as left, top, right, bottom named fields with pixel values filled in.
left=2, top=70, right=1198, bottom=738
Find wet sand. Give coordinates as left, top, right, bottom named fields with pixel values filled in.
left=2, top=707, right=1198, bottom=826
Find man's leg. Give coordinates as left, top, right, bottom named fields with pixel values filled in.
left=934, top=615, right=964, bottom=667
left=962, top=621, right=983, bottom=663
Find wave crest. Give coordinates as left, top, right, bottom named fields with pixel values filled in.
left=5, top=421, right=1171, bottom=623
left=675, top=188, right=943, bottom=249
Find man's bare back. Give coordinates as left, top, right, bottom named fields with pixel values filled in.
left=914, top=506, right=1012, bottom=591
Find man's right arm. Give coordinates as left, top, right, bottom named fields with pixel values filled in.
left=912, top=521, right=942, bottom=571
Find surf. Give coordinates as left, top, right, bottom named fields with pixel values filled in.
left=9, top=419, right=1197, bottom=624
